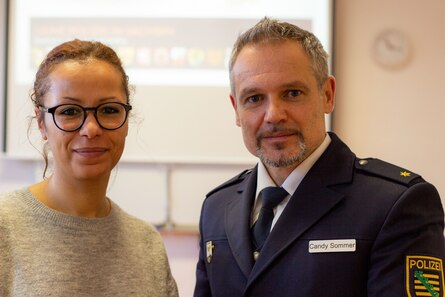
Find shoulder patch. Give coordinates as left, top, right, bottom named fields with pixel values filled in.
left=406, top=255, right=444, bottom=297
left=206, top=168, right=253, bottom=197
left=355, top=158, right=423, bottom=186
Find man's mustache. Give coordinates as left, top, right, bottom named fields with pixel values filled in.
left=256, top=126, right=303, bottom=139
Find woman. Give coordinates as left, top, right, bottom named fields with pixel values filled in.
left=0, top=40, right=178, bottom=297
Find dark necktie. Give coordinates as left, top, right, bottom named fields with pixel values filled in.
left=252, top=187, right=288, bottom=253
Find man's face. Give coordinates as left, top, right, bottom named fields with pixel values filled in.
left=230, top=40, right=335, bottom=172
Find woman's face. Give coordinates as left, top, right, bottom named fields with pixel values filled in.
left=36, top=59, right=129, bottom=181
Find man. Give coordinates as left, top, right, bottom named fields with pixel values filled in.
left=194, top=17, right=445, bottom=297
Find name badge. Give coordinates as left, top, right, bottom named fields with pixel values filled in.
left=308, top=239, right=356, bottom=253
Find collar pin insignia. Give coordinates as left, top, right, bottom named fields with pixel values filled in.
left=206, top=241, right=215, bottom=263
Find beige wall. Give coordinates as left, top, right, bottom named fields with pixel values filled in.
left=333, top=0, right=445, bottom=205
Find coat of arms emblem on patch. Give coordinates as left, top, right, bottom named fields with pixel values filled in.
left=406, top=255, right=444, bottom=297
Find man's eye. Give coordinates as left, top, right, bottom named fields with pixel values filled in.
left=247, top=95, right=261, bottom=103
left=288, top=90, right=302, bottom=97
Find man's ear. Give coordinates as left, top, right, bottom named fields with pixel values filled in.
left=322, top=75, right=336, bottom=114
left=230, top=94, right=241, bottom=127
left=35, top=107, right=48, bottom=140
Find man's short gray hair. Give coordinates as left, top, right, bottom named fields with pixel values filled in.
left=229, top=17, right=329, bottom=93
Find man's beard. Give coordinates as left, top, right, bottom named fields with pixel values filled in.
left=256, top=130, right=306, bottom=168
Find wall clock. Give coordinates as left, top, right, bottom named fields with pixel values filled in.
left=372, top=29, right=411, bottom=69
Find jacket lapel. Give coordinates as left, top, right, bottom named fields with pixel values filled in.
left=225, top=167, right=257, bottom=278
left=247, top=176, right=344, bottom=284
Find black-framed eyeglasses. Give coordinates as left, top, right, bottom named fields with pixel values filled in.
left=38, top=102, right=132, bottom=132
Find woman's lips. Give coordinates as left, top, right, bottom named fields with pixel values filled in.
left=73, top=147, right=108, bottom=157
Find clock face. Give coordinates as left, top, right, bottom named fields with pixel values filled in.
left=373, top=29, right=411, bottom=69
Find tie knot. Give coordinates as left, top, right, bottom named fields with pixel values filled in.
left=260, top=187, right=288, bottom=209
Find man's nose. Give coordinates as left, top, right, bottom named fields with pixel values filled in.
left=264, top=97, right=287, bottom=123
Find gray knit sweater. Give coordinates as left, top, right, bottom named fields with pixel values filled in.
left=0, top=188, right=178, bottom=297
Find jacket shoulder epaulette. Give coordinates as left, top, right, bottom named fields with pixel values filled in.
left=206, top=168, right=252, bottom=197
left=355, top=158, right=423, bottom=186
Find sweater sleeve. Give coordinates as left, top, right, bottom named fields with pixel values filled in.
left=0, top=208, right=13, bottom=297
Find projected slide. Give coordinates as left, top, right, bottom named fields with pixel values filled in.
left=28, top=18, right=306, bottom=86
left=11, top=0, right=331, bottom=86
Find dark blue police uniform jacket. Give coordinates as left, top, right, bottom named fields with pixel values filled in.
left=194, top=133, right=445, bottom=297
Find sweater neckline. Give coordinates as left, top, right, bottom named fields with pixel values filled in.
left=19, top=188, right=118, bottom=230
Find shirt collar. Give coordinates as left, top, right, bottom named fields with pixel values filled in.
left=256, top=133, right=331, bottom=198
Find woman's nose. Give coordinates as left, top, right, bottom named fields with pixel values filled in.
left=79, top=112, right=102, bottom=138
